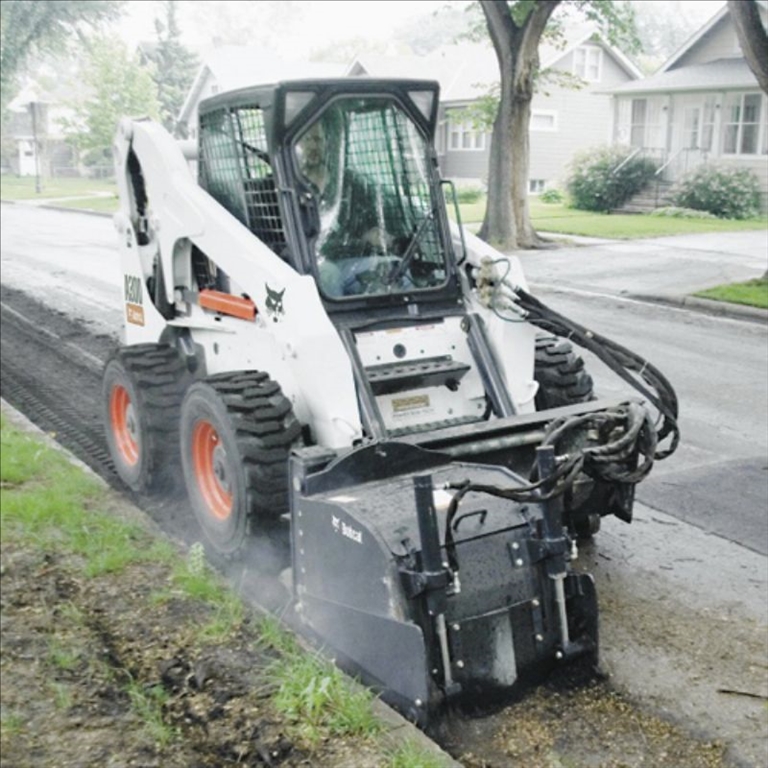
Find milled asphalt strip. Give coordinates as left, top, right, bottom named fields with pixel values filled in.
left=0, top=301, right=105, bottom=371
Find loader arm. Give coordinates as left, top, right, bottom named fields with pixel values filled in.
left=112, top=117, right=362, bottom=449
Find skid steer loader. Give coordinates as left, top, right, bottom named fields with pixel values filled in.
left=105, top=78, right=678, bottom=723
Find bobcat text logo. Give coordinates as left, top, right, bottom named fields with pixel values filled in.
left=331, top=515, right=362, bottom=544
left=265, top=283, right=285, bottom=322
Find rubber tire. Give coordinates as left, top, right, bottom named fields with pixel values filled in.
left=179, top=371, right=301, bottom=558
left=102, top=344, right=190, bottom=493
left=533, top=335, right=594, bottom=410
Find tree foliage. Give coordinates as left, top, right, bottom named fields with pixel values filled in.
left=0, top=0, right=122, bottom=99
left=727, top=0, right=768, bottom=96
left=64, top=37, right=159, bottom=163
left=141, top=0, right=199, bottom=135
left=476, top=0, right=639, bottom=250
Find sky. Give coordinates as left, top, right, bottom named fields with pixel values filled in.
left=120, top=0, right=728, bottom=57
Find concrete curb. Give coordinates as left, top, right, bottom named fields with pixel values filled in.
left=627, top=292, right=768, bottom=323
left=0, top=397, right=461, bottom=767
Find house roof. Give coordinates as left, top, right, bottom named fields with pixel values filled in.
left=604, top=57, right=759, bottom=95
left=659, top=0, right=767, bottom=73
left=178, top=46, right=344, bottom=124
left=349, top=31, right=641, bottom=106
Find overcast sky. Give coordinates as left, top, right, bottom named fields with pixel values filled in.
left=121, top=0, right=727, bottom=56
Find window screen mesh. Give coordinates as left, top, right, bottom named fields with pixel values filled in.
left=199, top=106, right=287, bottom=255
left=294, top=97, right=446, bottom=299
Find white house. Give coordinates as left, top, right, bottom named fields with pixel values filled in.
left=605, top=2, right=768, bottom=211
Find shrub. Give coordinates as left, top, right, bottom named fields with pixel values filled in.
left=649, top=206, right=717, bottom=219
left=671, top=165, right=761, bottom=220
left=566, top=146, right=657, bottom=212
left=454, top=185, right=485, bottom=204
left=539, top=188, right=564, bottom=204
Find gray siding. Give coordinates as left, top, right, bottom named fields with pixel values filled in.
left=673, top=18, right=740, bottom=68
left=438, top=44, right=636, bottom=191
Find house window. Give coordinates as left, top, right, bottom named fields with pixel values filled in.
left=448, top=118, right=486, bottom=151
left=529, top=179, right=546, bottom=194
left=630, top=99, right=647, bottom=147
left=723, top=93, right=762, bottom=155
left=573, top=46, right=602, bottom=82
left=530, top=110, right=558, bottom=131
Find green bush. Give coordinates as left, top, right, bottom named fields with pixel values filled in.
left=539, top=188, right=564, bottom=204
left=454, top=186, right=485, bottom=204
left=649, top=206, right=717, bottom=219
left=671, top=165, right=761, bottom=220
left=566, top=146, right=657, bottom=212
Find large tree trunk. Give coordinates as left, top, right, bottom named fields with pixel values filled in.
left=728, top=0, right=768, bottom=96
left=479, top=0, right=560, bottom=251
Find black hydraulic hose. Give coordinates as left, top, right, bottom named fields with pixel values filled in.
left=512, top=286, right=680, bottom=460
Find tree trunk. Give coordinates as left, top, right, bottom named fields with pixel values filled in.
left=728, top=0, right=768, bottom=96
left=479, top=0, right=560, bottom=251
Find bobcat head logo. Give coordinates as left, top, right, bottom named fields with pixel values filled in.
left=265, top=284, right=285, bottom=322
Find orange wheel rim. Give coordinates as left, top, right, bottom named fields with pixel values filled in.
left=191, top=420, right=233, bottom=521
left=110, top=385, right=139, bottom=466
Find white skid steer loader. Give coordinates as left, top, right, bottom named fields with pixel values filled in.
left=105, top=79, right=679, bottom=723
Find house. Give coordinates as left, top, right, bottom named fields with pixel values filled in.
left=177, top=47, right=345, bottom=141
left=4, top=82, right=80, bottom=178
left=348, top=30, right=642, bottom=194
left=605, top=2, right=768, bottom=211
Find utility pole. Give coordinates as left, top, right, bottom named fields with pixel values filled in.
left=30, top=101, right=41, bottom=194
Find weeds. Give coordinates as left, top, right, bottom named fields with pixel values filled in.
left=271, top=652, right=381, bottom=744
left=0, top=711, right=25, bottom=739
left=49, top=682, right=73, bottom=711
left=125, top=679, right=177, bottom=747
left=47, top=638, right=80, bottom=672
left=388, top=741, right=452, bottom=768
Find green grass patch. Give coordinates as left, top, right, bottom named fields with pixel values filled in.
left=452, top=196, right=768, bottom=239
left=694, top=277, right=768, bottom=309
left=125, top=679, right=178, bottom=747
left=51, top=195, right=119, bottom=214
left=388, top=741, right=452, bottom=768
left=0, top=175, right=116, bottom=200
left=270, top=651, right=381, bottom=744
left=0, top=415, right=155, bottom=576
left=46, top=638, right=80, bottom=672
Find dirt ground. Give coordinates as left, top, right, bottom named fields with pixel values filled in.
left=1, top=404, right=765, bottom=768
left=0, top=530, right=396, bottom=768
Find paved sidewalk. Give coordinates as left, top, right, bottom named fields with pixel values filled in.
left=515, top=230, right=768, bottom=321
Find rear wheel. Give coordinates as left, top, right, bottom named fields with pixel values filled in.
left=179, top=371, right=301, bottom=557
left=102, top=344, right=190, bottom=492
left=534, top=335, right=594, bottom=410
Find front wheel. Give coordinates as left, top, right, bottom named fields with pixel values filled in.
left=179, top=372, right=302, bottom=558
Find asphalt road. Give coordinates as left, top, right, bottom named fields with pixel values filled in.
left=3, top=202, right=766, bottom=552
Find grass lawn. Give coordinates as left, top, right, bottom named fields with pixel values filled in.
left=1, top=175, right=116, bottom=201
left=454, top=198, right=768, bottom=239
left=53, top=195, right=119, bottom=213
left=694, top=278, right=768, bottom=309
